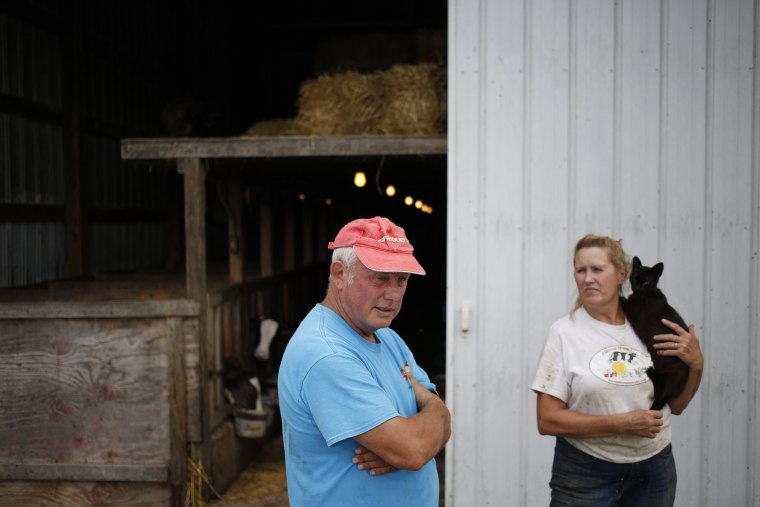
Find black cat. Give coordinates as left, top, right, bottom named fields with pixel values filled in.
left=622, top=256, right=690, bottom=410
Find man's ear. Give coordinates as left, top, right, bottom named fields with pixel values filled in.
left=330, top=261, right=347, bottom=288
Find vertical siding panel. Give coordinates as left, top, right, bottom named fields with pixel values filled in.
left=481, top=0, right=529, bottom=504
left=446, top=0, right=484, bottom=503
left=660, top=1, right=710, bottom=501
left=751, top=0, right=760, bottom=498
left=618, top=0, right=662, bottom=254
left=524, top=2, right=571, bottom=503
left=572, top=1, right=616, bottom=236
left=703, top=0, right=756, bottom=504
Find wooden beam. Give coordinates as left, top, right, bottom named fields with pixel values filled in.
left=121, top=135, right=447, bottom=160
left=0, top=300, right=200, bottom=319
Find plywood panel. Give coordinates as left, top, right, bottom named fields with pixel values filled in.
left=0, top=318, right=173, bottom=471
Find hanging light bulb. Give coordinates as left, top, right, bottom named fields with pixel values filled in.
left=298, top=193, right=306, bottom=201
left=404, top=196, right=414, bottom=206
left=325, top=198, right=333, bottom=206
left=354, top=171, right=367, bottom=187
left=415, top=200, right=423, bottom=209
left=385, top=184, right=396, bottom=197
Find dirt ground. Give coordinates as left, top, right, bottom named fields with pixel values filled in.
left=208, top=434, right=445, bottom=507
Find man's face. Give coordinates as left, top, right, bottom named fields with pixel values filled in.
left=340, top=260, right=410, bottom=339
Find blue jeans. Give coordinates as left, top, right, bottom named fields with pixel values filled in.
left=549, top=437, right=676, bottom=507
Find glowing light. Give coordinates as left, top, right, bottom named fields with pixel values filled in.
left=385, top=185, right=396, bottom=197
left=404, top=196, right=414, bottom=206
left=354, top=172, right=367, bottom=187
left=415, top=200, right=423, bottom=209
left=325, top=198, right=333, bottom=206
left=298, top=193, right=306, bottom=201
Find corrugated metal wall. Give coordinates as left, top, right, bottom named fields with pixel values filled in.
left=0, top=2, right=171, bottom=287
left=0, top=7, right=65, bottom=286
left=447, top=0, right=759, bottom=505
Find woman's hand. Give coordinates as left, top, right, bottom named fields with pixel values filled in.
left=625, top=409, right=664, bottom=439
left=655, top=319, right=705, bottom=414
left=653, top=319, right=704, bottom=370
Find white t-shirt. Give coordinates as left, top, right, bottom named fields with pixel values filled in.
left=531, top=306, right=671, bottom=463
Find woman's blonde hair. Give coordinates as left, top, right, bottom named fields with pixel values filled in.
left=570, top=234, right=630, bottom=316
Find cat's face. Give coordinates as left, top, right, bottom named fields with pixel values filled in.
left=629, top=257, right=664, bottom=294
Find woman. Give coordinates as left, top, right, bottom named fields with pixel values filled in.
left=531, top=234, right=704, bottom=506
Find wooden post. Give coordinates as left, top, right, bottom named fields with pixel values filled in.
left=316, top=205, right=327, bottom=262
left=181, top=159, right=207, bottom=300
left=259, top=187, right=273, bottom=278
left=283, top=192, right=295, bottom=271
left=301, top=200, right=313, bottom=266
left=179, top=158, right=210, bottom=483
left=227, top=181, right=245, bottom=284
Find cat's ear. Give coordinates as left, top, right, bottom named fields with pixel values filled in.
left=652, top=262, right=664, bottom=277
left=632, top=256, right=642, bottom=268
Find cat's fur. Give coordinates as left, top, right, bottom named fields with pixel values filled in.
left=621, top=256, right=690, bottom=410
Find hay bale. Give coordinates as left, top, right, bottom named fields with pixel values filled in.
left=292, top=71, right=385, bottom=136
left=377, top=63, right=447, bottom=135
left=242, top=118, right=297, bottom=137
left=292, top=63, right=447, bottom=136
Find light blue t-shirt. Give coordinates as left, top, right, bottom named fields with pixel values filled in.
left=278, top=304, right=440, bottom=507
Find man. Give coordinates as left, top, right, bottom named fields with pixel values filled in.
left=278, top=216, right=451, bottom=507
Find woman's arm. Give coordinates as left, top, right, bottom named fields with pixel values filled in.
left=655, top=320, right=704, bottom=415
left=536, top=392, right=665, bottom=439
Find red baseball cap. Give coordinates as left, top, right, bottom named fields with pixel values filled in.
left=328, top=216, right=426, bottom=275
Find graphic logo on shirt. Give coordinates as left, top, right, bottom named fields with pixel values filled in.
left=590, top=345, right=652, bottom=385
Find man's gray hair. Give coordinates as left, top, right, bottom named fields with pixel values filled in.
left=330, top=247, right=359, bottom=284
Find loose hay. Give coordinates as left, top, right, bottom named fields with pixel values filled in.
left=185, top=458, right=222, bottom=507
left=209, top=435, right=288, bottom=507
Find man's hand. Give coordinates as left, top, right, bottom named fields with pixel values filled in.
left=352, top=445, right=397, bottom=476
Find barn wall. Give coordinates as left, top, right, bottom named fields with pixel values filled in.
left=447, top=0, right=759, bottom=505
left=0, top=1, right=178, bottom=287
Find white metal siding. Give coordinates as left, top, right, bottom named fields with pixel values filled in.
left=447, top=0, right=760, bottom=505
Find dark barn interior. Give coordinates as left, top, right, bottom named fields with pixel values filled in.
left=0, top=0, right=447, bottom=504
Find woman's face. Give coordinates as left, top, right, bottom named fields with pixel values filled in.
left=574, top=246, right=626, bottom=312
